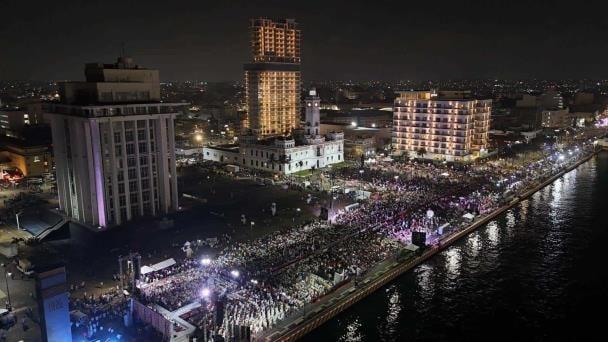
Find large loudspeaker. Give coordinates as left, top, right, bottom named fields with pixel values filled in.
left=214, top=297, right=225, bottom=326
left=244, top=326, right=251, bottom=341
left=319, top=207, right=329, bottom=221
left=231, top=325, right=251, bottom=342
left=412, top=231, right=427, bottom=247
left=133, top=257, right=141, bottom=280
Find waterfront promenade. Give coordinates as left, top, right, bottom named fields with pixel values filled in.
left=260, top=150, right=598, bottom=341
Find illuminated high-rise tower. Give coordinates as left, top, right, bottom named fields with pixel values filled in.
left=244, top=18, right=301, bottom=137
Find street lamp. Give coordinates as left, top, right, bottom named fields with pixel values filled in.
left=1, top=263, right=12, bottom=311
left=15, top=211, right=22, bottom=230
left=358, top=169, right=364, bottom=191
left=199, top=288, right=211, bottom=342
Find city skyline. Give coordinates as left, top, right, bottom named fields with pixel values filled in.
left=1, top=2, right=608, bottom=342
left=2, top=0, right=608, bottom=81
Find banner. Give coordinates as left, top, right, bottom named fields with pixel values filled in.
left=133, top=299, right=171, bottom=337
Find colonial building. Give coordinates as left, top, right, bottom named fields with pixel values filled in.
left=204, top=90, right=344, bottom=174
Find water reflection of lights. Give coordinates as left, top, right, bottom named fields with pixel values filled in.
left=519, top=199, right=529, bottom=222
left=339, top=317, right=363, bottom=342
left=506, top=210, right=515, bottom=228
left=444, top=247, right=461, bottom=276
left=505, top=210, right=516, bottom=237
left=384, top=287, right=401, bottom=334
left=550, top=177, right=565, bottom=219
left=467, top=232, right=481, bottom=258
left=416, top=264, right=434, bottom=295
left=487, top=221, right=499, bottom=246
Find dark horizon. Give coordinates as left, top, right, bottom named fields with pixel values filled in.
left=1, top=0, right=607, bottom=82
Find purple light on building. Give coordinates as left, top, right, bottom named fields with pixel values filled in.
left=90, top=120, right=107, bottom=227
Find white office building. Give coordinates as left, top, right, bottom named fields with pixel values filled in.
left=46, top=57, right=180, bottom=228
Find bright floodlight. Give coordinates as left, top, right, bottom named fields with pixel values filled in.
left=200, top=258, right=211, bottom=266
left=250, top=279, right=258, bottom=284
left=231, top=270, right=240, bottom=278
left=201, top=288, right=211, bottom=298
left=558, top=155, right=565, bottom=161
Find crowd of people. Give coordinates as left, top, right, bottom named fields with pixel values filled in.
left=133, top=138, right=597, bottom=340
left=69, top=287, right=129, bottom=340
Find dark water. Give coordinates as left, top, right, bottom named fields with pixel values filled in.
left=304, top=152, right=608, bottom=342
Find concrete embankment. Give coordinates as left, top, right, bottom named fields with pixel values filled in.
left=265, top=152, right=597, bottom=342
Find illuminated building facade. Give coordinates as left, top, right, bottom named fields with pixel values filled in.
left=244, top=18, right=301, bottom=137
left=46, top=57, right=180, bottom=228
left=203, top=90, right=344, bottom=175
left=393, top=90, right=491, bottom=161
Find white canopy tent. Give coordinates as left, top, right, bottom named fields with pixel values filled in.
left=462, top=213, right=475, bottom=221
left=140, top=258, right=176, bottom=275
left=405, top=244, right=420, bottom=252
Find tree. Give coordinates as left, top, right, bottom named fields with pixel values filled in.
left=417, top=148, right=427, bottom=158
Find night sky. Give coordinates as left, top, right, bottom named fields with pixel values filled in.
left=1, top=0, right=607, bottom=81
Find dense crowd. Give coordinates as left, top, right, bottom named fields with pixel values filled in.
left=69, top=287, right=129, bottom=340
left=135, top=139, right=596, bottom=340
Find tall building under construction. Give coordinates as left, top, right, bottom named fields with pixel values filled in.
left=243, top=18, right=301, bottom=137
